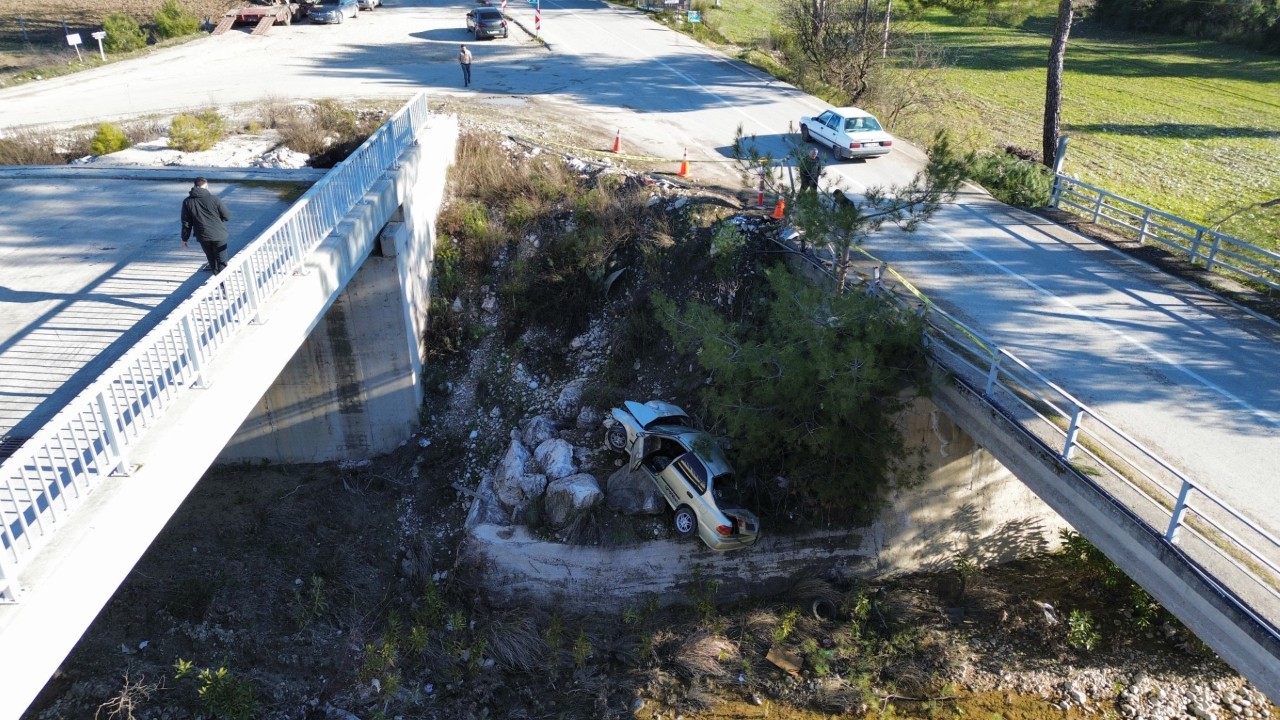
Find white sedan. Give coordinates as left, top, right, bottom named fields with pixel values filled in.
left=799, top=106, right=894, bottom=160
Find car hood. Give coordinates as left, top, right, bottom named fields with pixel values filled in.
left=624, top=400, right=688, bottom=430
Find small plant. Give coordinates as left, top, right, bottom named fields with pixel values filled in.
left=169, top=111, right=226, bottom=152
left=773, top=608, right=800, bottom=644
left=173, top=660, right=257, bottom=720
left=290, top=574, right=328, bottom=629
left=153, top=0, right=200, bottom=39
left=571, top=629, right=594, bottom=669
left=103, top=13, right=148, bottom=53
left=1066, top=608, right=1102, bottom=651
left=358, top=640, right=399, bottom=684
left=952, top=550, right=978, bottom=602
left=90, top=123, right=131, bottom=156
left=709, top=221, right=747, bottom=278
left=801, top=637, right=833, bottom=677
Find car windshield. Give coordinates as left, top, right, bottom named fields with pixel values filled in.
left=844, top=116, right=882, bottom=132
left=478, top=8, right=502, bottom=17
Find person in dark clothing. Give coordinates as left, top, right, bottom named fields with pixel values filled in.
left=799, top=148, right=823, bottom=193
left=181, top=177, right=232, bottom=274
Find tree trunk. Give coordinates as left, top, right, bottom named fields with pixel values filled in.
left=1043, top=0, right=1074, bottom=169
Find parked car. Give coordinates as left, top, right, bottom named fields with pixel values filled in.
left=357, top=0, right=380, bottom=9
left=798, top=106, right=894, bottom=160
left=466, top=6, right=509, bottom=39
left=605, top=400, right=760, bottom=551
left=311, top=0, right=359, bottom=23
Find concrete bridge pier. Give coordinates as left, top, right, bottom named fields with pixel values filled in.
left=220, top=130, right=454, bottom=464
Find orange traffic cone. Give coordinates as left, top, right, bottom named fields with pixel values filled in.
left=772, top=197, right=786, bottom=219
left=612, top=129, right=621, bottom=154
left=677, top=148, right=689, bottom=177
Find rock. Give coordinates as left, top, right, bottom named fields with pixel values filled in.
left=556, top=379, right=586, bottom=419
left=605, top=465, right=664, bottom=515
left=492, top=440, right=547, bottom=512
left=630, top=698, right=645, bottom=713
left=520, top=415, right=558, bottom=448
left=481, top=292, right=497, bottom=313
left=534, top=438, right=577, bottom=480
left=544, top=473, right=603, bottom=527
left=576, top=406, right=602, bottom=429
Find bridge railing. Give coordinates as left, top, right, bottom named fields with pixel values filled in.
left=1050, top=174, right=1280, bottom=292
left=859, top=259, right=1280, bottom=633
left=0, top=92, right=430, bottom=602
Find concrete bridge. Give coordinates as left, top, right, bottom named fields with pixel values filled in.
left=0, top=93, right=458, bottom=719
left=0, top=92, right=1276, bottom=719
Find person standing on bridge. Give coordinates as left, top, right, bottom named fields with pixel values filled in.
left=181, top=177, right=232, bottom=275
left=458, top=44, right=473, bottom=87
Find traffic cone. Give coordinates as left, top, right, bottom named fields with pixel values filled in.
left=772, top=197, right=786, bottom=219
left=677, top=148, right=689, bottom=177
left=612, top=129, right=621, bottom=154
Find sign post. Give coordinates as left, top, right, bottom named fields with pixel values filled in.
left=536, top=0, right=541, bottom=38
left=91, top=31, right=107, bottom=61
left=66, top=32, right=83, bottom=62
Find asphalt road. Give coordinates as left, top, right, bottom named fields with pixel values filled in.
left=1, top=0, right=1276, bottom=540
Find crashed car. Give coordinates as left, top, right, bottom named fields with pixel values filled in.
left=605, top=400, right=760, bottom=551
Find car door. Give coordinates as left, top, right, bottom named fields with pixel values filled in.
left=823, top=112, right=845, bottom=150
left=811, top=110, right=835, bottom=148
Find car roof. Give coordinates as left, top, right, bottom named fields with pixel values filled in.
left=649, top=426, right=734, bottom=478
left=831, top=106, right=876, bottom=118
left=476, top=6, right=503, bottom=13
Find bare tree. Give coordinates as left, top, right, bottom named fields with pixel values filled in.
left=1043, top=0, right=1074, bottom=168
left=780, top=0, right=884, bottom=101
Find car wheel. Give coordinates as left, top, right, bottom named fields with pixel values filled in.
left=800, top=125, right=811, bottom=142
left=605, top=425, right=627, bottom=451
left=673, top=506, right=697, bottom=539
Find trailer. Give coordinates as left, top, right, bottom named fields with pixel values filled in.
left=212, top=0, right=306, bottom=36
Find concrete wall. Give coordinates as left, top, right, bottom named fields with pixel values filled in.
left=221, top=115, right=459, bottom=463
left=459, top=395, right=1070, bottom=612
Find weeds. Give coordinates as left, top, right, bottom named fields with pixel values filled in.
left=152, top=0, right=200, bottom=40
left=169, top=111, right=226, bottom=152
left=103, top=14, right=147, bottom=53
left=1066, top=608, right=1102, bottom=651
left=173, top=659, right=257, bottom=720
left=95, top=673, right=160, bottom=720
left=90, top=123, right=131, bottom=156
left=290, top=574, right=328, bottom=629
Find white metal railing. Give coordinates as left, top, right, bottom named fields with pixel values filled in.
left=1051, top=174, right=1280, bottom=292
left=0, top=92, right=429, bottom=602
left=858, top=257, right=1280, bottom=634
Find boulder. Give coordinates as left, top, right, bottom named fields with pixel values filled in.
left=493, top=440, right=547, bottom=511
left=544, top=473, right=603, bottom=528
left=534, top=438, right=577, bottom=480
left=520, top=415, right=558, bottom=448
left=605, top=465, right=664, bottom=515
left=555, top=379, right=587, bottom=419
left=575, top=405, right=603, bottom=430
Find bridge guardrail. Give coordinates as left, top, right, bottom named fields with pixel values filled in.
left=1050, top=174, right=1280, bottom=292
left=0, top=92, right=430, bottom=602
left=860, top=256, right=1280, bottom=635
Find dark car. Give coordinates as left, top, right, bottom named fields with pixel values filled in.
left=466, top=7, right=508, bottom=39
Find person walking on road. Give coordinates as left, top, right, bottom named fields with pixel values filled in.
left=459, top=44, right=473, bottom=87
left=181, top=177, right=232, bottom=275
left=799, top=148, right=823, bottom=193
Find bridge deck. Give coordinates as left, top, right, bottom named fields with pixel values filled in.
left=0, top=171, right=306, bottom=454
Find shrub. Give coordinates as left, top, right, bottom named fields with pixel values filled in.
left=90, top=123, right=131, bottom=155
left=970, top=150, right=1052, bottom=208
left=102, top=13, right=148, bottom=53
left=0, top=129, right=71, bottom=165
left=169, top=110, right=225, bottom=152
left=276, top=99, right=359, bottom=157
left=153, top=0, right=201, bottom=40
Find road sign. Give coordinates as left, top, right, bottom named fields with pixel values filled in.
left=91, top=31, right=107, bottom=61
left=688, top=10, right=701, bottom=22
left=66, top=32, right=83, bottom=62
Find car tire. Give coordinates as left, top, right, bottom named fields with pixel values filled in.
left=800, top=125, right=811, bottom=142
left=605, top=424, right=627, bottom=451
left=673, top=506, right=697, bottom=539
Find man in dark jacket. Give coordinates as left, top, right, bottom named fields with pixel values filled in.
left=181, top=177, right=232, bottom=274
left=798, top=148, right=823, bottom=193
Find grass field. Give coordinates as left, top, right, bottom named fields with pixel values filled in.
left=693, top=2, right=1280, bottom=248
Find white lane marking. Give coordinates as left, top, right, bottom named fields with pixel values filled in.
left=926, top=208, right=1280, bottom=429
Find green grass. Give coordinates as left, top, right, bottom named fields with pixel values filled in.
left=688, top=3, right=1280, bottom=249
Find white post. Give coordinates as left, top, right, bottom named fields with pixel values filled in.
left=91, top=31, right=107, bottom=61
left=1165, top=481, right=1192, bottom=542
left=1062, top=407, right=1082, bottom=460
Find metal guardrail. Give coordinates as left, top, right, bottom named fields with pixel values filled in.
left=0, top=92, right=429, bottom=602
left=860, top=258, right=1280, bottom=633
left=1050, top=174, right=1280, bottom=292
